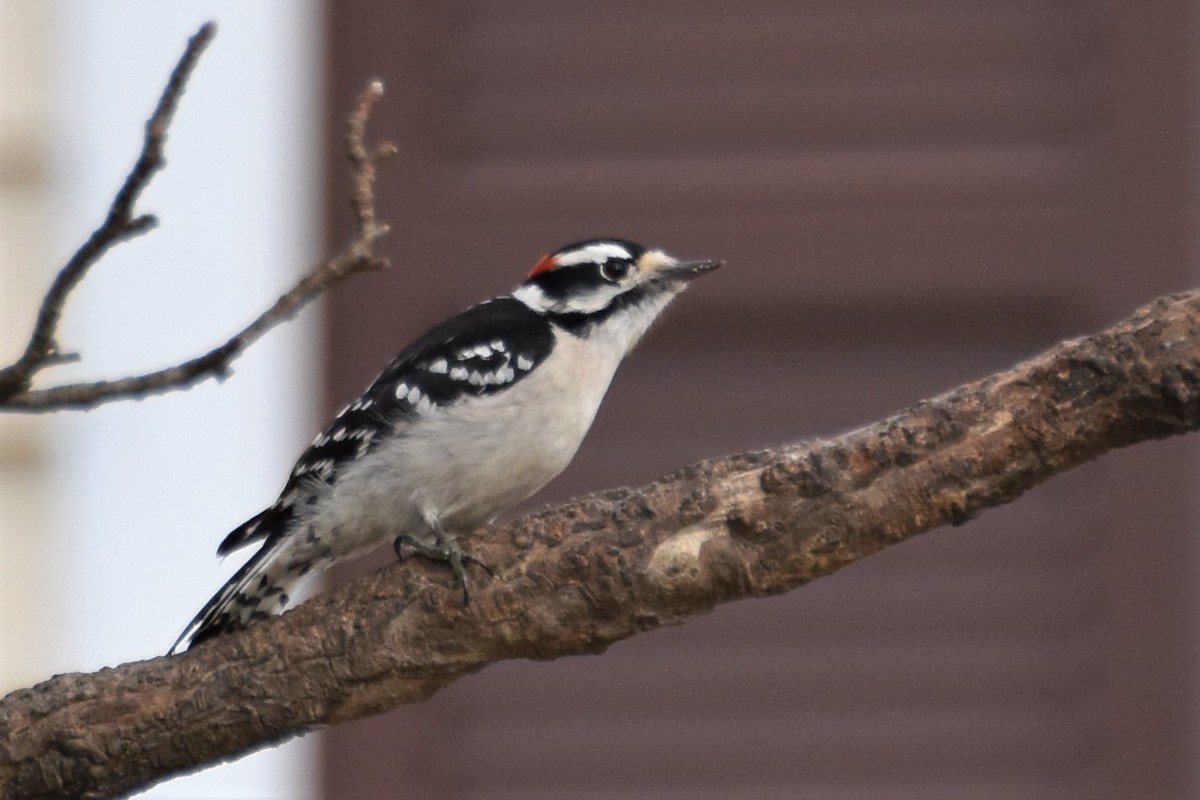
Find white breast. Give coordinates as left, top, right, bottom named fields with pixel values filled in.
left=407, top=329, right=624, bottom=524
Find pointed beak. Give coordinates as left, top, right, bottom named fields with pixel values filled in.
left=636, top=250, right=722, bottom=286
left=666, top=259, right=722, bottom=280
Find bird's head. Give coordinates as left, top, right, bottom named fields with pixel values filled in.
left=513, top=238, right=720, bottom=323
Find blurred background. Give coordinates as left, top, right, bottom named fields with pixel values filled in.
left=2, top=1, right=1200, bottom=798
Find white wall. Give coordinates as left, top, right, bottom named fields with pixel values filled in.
left=39, top=3, right=321, bottom=797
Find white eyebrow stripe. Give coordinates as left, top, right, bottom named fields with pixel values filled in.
left=554, top=242, right=632, bottom=267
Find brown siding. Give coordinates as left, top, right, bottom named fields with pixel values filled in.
left=323, top=2, right=1198, bottom=797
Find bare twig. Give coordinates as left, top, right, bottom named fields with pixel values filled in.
left=3, top=288, right=1200, bottom=799
left=0, top=23, right=215, bottom=401
left=0, top=49, right=393, bottom=412
left=347, top=80, right=397, bottom=238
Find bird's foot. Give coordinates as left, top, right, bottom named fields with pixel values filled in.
left=393, top=532, right=493, bottom=605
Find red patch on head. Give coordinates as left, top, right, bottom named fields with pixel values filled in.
left=528, top=253, right=557, bottom=278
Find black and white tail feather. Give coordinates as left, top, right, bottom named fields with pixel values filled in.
left=172, top=546, right=282, bottom=652
left=172, top=238, right=719, bottom=653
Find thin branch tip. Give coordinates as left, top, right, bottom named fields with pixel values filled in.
left=129, top=214, right=159, bottom=232
left=186, top=22, right=218, bottom=53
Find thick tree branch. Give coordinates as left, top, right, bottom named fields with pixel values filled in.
left=0, top=26, right=393, bottom=412
left=3, top=289, right=1200, bottom=798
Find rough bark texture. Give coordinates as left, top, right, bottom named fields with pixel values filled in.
left=4, top=290, right=1200, bottom=799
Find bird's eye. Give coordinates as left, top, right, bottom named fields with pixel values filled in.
left=601, top=260, right=631, bottom=282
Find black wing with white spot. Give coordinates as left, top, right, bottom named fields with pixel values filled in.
left=216, top=297, right=555, bottom=555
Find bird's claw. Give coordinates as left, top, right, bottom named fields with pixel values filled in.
left=393, top=532, right=492, bottom=605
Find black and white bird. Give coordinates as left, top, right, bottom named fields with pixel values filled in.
left=173, top=238, right=719, bottom=652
